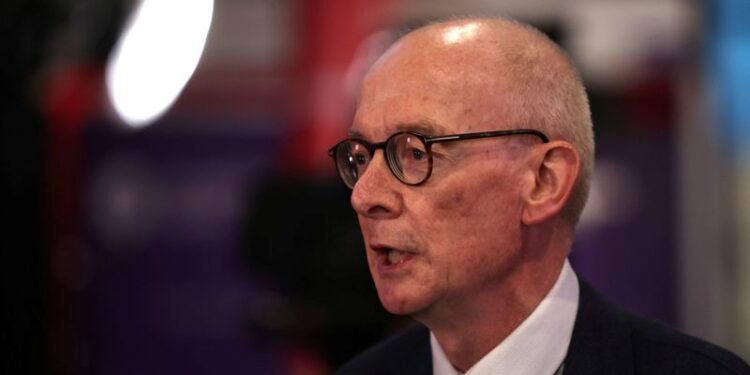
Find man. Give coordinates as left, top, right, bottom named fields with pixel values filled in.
left=328, top=17, right=750, bottom=374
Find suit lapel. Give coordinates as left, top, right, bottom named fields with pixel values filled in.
left=563, top=280, right=636, bottom=375
left=407, top=326, right=433, bottom=375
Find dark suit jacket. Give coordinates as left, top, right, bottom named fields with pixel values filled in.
left=336, top=281, right=750, bottom=374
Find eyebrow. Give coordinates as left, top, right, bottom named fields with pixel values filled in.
left=349, top=119, right=448, bottom=140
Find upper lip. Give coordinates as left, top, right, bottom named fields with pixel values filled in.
left=369, top=243, right=414, bottom=254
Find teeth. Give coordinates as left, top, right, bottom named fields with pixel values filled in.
left=386, top=250, right=405, bottom=265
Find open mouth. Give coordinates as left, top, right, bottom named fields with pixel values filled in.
left=374, top=247, right=411, bottom=266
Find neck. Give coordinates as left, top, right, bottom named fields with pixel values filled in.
left=421, top=224, right=570, bottom=372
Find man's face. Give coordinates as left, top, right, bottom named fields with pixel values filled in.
left=349, top=38, right=532, bottom=320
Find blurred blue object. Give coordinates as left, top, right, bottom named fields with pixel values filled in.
left=709, top=0, right=750, bottom=150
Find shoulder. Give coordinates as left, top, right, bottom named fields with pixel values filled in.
left=335, top=324, right=431, bottom=375
left=627, top=314, right=750, bottom=374
left=572, top=280, right=750, bottom=375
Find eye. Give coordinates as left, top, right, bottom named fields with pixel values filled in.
left=398, top=135, right=427, bottom=161
left=348, top=142, right=371, bottom=166
left=354, top=153, right=369, bottom=165
left=410, top=148, right=425, bottom=161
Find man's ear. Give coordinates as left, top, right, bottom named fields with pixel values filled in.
left=522, top=141, right=580, bottom=226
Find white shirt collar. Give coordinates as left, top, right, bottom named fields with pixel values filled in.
left=431, top=259, right=579, bottom=375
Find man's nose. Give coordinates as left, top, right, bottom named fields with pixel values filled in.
left=350, top=152, right=402, bottom=219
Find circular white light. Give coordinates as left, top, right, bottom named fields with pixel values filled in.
left=106, top=0, right=214, bottom=128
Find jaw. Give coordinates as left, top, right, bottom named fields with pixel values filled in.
left=367, top=255, right=434, bottom=316
left=372, top=279, right=432, bottom=316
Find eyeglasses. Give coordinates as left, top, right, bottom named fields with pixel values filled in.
left=328, top=129, right=549, bottom=188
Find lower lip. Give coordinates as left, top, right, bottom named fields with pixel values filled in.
left=375, top=251, right=415, bottom=274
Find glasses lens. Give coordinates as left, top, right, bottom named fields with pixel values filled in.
left=335, top=141, right=371, bottom=188
left=387, top=133, right=430, bottom=184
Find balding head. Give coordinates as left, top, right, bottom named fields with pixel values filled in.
left=360, top=17, right=594, bottom=227
left=344, top=17, right=591, bottom=347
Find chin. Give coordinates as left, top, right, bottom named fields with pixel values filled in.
left=380, top=301, right=413, bottom=316
left=376, top=288, right=429, bottom=316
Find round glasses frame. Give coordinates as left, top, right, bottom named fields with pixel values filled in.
left=328, top=128, right=549, bottom=189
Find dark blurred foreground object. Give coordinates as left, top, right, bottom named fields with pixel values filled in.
left=243, top=177, right=409, bottom=369
left=1, top=1, right=60, bottom=373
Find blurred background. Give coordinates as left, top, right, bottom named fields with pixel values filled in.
left=2, top=0, right=749, bottom=373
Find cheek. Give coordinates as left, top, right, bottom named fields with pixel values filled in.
left=436, top=188, right=466, bottom=212
left=432, top=175, right=524, bottom=283
left=433, top=170, right=520, bottom=219
left=421, top=170, right=524, bottom=259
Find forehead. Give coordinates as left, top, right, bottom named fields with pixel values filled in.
left=348, top=119, right=448, bottom=139
left=351, top=37, right=515, bottom=140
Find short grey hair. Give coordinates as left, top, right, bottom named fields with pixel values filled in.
left=465, top=17, right=595, bottom=228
